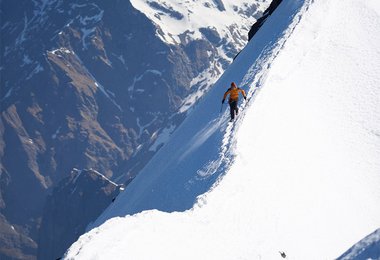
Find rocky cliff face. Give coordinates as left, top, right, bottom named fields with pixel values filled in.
left=0, top=214, right=37, bottom=260
left=0, top=0, right=270, bottom=258
left=37, top=169, right=121, bottom=260
left=248, top=0, right=283, bottom=41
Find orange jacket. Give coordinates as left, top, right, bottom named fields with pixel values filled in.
left=223, top=87, right=246, bottom=102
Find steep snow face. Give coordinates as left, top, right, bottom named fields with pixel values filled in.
left=130, top=0, right=270, bottom=45
left=65, top=0, right=380, bottom=259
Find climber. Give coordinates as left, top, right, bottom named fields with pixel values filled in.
left=222, top=82, right=247, bottom=121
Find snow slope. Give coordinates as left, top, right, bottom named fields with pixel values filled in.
left=65, top=0, right=380, bottom=259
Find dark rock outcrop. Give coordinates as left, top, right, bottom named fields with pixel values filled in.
left=248, top=0, right=283, bottom=41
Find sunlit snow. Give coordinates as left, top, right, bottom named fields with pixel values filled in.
left=65, top=0, right=380, bottom=259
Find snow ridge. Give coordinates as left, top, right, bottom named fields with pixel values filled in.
left=85, top=0, right=312, bottom=227
left=64, top=0, right=380, bottom=259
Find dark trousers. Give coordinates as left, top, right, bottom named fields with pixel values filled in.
left=229, top=100, right=238, bottom=120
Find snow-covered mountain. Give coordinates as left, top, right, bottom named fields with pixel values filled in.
left=0, top=0, right=270, bottom=258
left=64, top=0, right=380, bottom=259
left=337, top=228, right=380, bottom=260
left=130, top=0, right=264, bottom=45
left=128, top=0, right=270, bottom=114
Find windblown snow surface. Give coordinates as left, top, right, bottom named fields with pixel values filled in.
left=65, top=0, right=380, bottom=259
